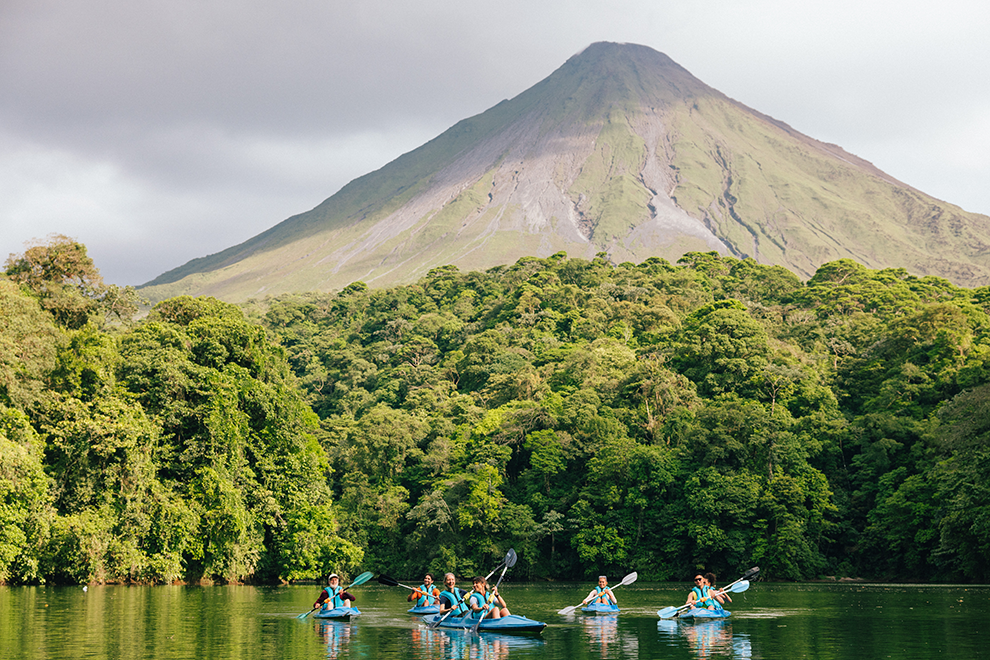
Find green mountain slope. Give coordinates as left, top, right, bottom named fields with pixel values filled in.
left=141, top=42, right=990, bottom=302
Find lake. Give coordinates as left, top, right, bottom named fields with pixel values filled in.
left=2, top=580, right=987, bottom=659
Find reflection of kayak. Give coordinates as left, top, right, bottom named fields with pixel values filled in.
left=314, top=607, right=360, bottom=620
left=407, top=605, right=441, bottom=615
left=422, top=614, right=548, bottom=634
left=581, top=602, right=619, bottom=614
left=676, top=608, right=730, bottom=620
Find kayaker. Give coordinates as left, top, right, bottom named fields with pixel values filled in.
left=685, top=572, right=723, bottom=610
left=706, top=572, right=730, bottom=607
left=314, top=573, right=356, bottom=612
left=437, top=572, right=470, bottom=617
left=407, top=573, right=441, bottom=606
left=580, top=575, right=618, bottom=607
left=468, top=575, right=509, bottom=620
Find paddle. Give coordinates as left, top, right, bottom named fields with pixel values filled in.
left=656, top=566, right=759, bottom=619
left=377, top=574, right=420, bottom=591
left=297, top=570, right=375, bottom=619
left=379, top=574, right=441, bottom=605
left=428, top=548, right=516, bottom=629
left=470, top=549, right=519, bottom=633
left=556, top=571, right=638, bottom=615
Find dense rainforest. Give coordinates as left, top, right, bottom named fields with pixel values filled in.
left=2, top=238, right=990, bottom=586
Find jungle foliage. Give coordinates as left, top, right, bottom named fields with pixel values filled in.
left=3, top=238, right=990, bottom=584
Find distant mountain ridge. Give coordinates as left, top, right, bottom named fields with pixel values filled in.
left=141, top=42, right=990, bottom=301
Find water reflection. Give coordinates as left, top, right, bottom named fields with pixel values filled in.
left=556, top=612, right=636, bottom=659
left=316, top=619, right=355, bottom=659
left=408, top=625, right=545, bottom=660
left=657, top=619, right=752, bottom=659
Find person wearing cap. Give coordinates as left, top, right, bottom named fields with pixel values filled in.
left=580, top=575, right=618, bottom=607
left=314, top=573, right=357, bottom=612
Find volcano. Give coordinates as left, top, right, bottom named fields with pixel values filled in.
left=141, top=42, right=990, bottom=301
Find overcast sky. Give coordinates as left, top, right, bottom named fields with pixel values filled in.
left=2, top=0, right=988, bottom=286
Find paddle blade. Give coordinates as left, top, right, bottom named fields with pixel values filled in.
left=297, top=606, right=317, bottom=619
left=657, top=606, right=679, bottom=619
left=557, top=605, right=579, bottom=615
left=620, top=571, right=638, bottom=586
left=348, top=571, right=374, bottom=588
left=377, top=574, right=399, bottom=587
left=727, top=580, right=750, bottom=594
left=741, top=566, right=760, bottom=581
left=505, top=548, right=518, bottom=568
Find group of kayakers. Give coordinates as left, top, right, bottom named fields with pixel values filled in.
left=314, top=569, right=731, bottom=616
left=409, top=572, right=510, bottom=620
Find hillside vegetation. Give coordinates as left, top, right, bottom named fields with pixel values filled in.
left=5, top=237, right=990, bottom=584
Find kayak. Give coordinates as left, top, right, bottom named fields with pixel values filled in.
left=407, top=605, right=441, bottom=615
left=314, top=606, right=361, bottom=620
left=581, top=602, right=619, bottom=614
left=422, top=614, right=547, bottom=634
left=676, top=608, right=730, bottom=620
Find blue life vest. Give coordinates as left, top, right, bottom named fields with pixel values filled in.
left=468, top=591, right=490, bottom=619
left=592, top=585, right=612, bottom=604
left=417, top=584, right=437, bottom=607
left=691, top=585, right=722, bottom=610
left=320, top=584, right=345, bottom=611
left=440, top=588, right=468, bottom=615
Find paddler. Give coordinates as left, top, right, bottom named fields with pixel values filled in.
left=468, top=575, right=509, bottom=620
left=407, top=572, right=441, bottom=607
left=437, top=572, right=470, bottom=617
left=314, top=573, right=356, bottom=612
left=580, top=575, right=618, bottom=607
left=685, top=571, right=724, bottom=610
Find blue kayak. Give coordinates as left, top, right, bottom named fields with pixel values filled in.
left=676, top=608, right=730, bottom=620
left=314, top=606, right=360, bottom=620
left=407, top=605, right=441, bottom=615
left=422, top=614, right=547, bottom=634
left=581, top=602, right=619, bottom=614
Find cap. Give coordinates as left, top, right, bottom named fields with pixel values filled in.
left=328, top=573, right=339, bottom=580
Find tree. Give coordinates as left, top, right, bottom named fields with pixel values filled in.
left=4, top=235, right=105, bottom=328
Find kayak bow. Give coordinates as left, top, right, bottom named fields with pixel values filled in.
left=407, top=605, right=441, bottom=615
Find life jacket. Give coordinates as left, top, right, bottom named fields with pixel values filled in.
left=417, top=584, right=438, bottom=607
left=440, top=587, right=468, bottom=616
left=691, top=585, right=722, bottom=610
left=320, top=584, right=345, bottom=611
left=592, top=585, right=612, bottom=604
left=468, top=590, right=490, bottom=619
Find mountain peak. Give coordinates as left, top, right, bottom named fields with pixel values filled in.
left=141, top=43, right=990, bottom=301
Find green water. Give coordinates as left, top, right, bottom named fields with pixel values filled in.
left=2, top=582, right=987, bottom=659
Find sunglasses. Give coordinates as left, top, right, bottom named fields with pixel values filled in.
left=694, top=577, right=704, bottom=582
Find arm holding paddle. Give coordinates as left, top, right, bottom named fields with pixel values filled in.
left=469, top=576, right=509, bottom=620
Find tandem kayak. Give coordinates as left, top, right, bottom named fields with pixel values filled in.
left=422, top=614, right=548, bottom=634
left=407, top=605, right=441, bottom=615
left=314, top=606, right=361, bottom=620
left=676, top=608, right=730, bottom=620
left=581, top=602, right=619, bottom=614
